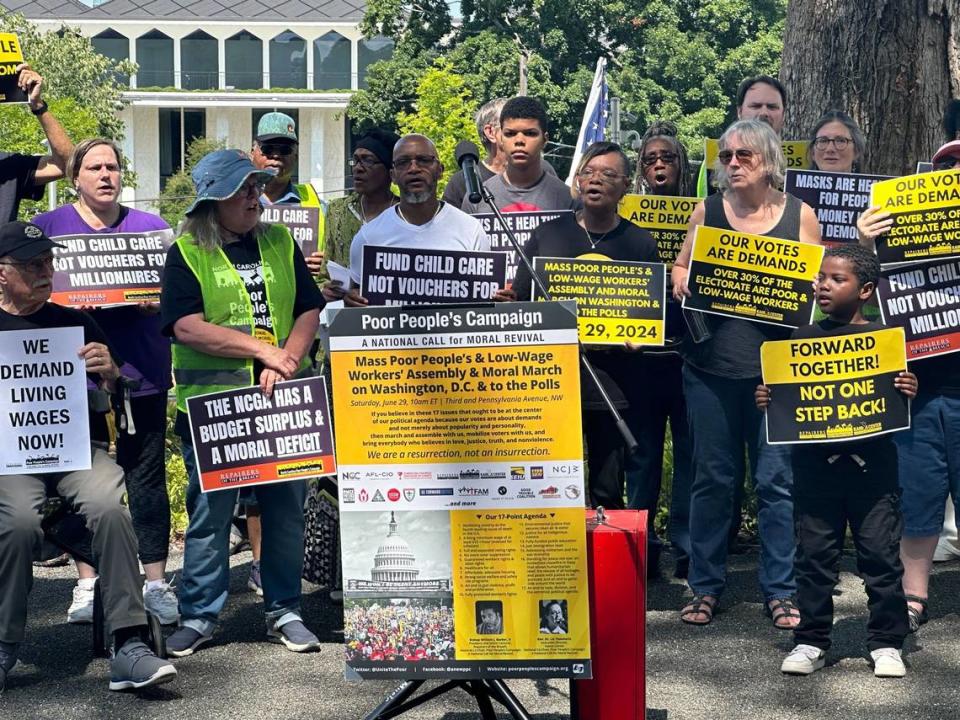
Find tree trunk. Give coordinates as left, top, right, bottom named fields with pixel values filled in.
left=780, top=0, right=960, bottom=176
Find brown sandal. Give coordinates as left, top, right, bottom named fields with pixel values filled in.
left=680, top=595, right=718, bottom=625
left=765, top=597, right=800, bottom=630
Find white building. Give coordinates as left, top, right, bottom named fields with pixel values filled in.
left=4, top=0, right=393, bottom=209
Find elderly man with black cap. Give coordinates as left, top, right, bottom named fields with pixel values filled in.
left=160, top=149, right=324, bottom=658
left=0, top=221, right=177, bottom=694
left=251, top=112, right=326, bottom=275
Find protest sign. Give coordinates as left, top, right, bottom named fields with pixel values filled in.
left=0, top=327, right=90, bottom=474
left=260, top=205, right=321, bottom=256
left=760, top=327, right=909, bottom=444
left=869, top=169, right=960, bottom=265
left=186, top=377, right=336, bottom=493
left=619, top=194, right=698, bottom=265
left=683, top=225, right=823, bottom=327
left=51, top=228, right=174, bottom=306
left=705, top=139, right=810, bottom=170
left=361, top=245, right=507, bottom=306
left=0, top=34, right=27, bottom=104
left=471, top=210, right=573, bottom=283
left=330, top=301, right=591, bottom=680
left=532, top=256, right=665, bottom=346
left=785, top=169, right=891, bottom=245
left=877, top=259, right=960, bottom=360
left=917, top=162, right=934, bottom=174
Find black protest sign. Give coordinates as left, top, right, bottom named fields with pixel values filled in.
left=785, top=169, right=891, bottom=245
left=261, top=205, right=321, bottom=256
left=471, top=211, right=573, bottom=284
left=187, top=377, right=336, bottom=492
left=361, top=245, right=507, bottom=306
left=761, top=328, right=910, bottom=444
left=877, top=259, right=960, bottom=360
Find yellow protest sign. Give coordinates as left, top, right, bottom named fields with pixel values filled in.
left=0, top=33, right=27, bottom=104
left=704, top=138, right=810, bottom=170
left=619, top=194, right=699, bottom=265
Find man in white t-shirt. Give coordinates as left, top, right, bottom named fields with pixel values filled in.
left=344, top=134, right=489, bottom=303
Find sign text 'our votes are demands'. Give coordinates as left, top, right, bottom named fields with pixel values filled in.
left=470, top=211, right=572, bottom=284
left=785, top=169, right=891, bottom=245
left=51, top=229, right=174, bottom=306
left=186, top=377, right=336, bottom=493
left=683, top=225, right=823, bottom=327
left=760, top=327, right=910, bottom=444
left=877, top=258, right=960, bottom=360
left=619, top=194, right=698, bottom=265
left=0, top=327, right=90, bottom=475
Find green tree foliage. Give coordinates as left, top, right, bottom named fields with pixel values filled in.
left=396, top=61, right=479, bottom=193
left=156, top=136, right=226, bottom=229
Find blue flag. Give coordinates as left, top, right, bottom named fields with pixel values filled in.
left=566, top=58, right=608, bottom=185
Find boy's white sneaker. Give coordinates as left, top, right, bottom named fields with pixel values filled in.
left=781, top=644, right=825, bottom=675
left=871, top=647, right=906, bottom=678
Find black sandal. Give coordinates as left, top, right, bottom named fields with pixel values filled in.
left=680, top=595, right=718, bottom=625
left=905, top=595, right=929, bottom=633
left=765, top=597, right=800, bottom=630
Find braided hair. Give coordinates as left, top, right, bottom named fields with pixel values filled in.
left=635, top=121, right=693, bottom=197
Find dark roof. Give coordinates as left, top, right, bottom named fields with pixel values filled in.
left=0, top=0, right=365, bottom=21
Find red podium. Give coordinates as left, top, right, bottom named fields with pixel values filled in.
left=573, top=509, right=646, bottom=720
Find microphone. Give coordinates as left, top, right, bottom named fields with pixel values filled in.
left=455, top=140, right=483, bottom=204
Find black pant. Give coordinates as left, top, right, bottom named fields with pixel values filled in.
left=116, top=393, right=170, bottom=564
left=792, top=446, right=908, bottom=651
left=584, top=410, right=625, bottom=509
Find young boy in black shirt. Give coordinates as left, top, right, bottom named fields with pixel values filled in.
left=756, top=244, right=916, bottom=678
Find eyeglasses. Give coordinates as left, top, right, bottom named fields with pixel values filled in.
left=258, top=143, right=295, bottom=157
left=236, top=180, right=266, bottom=198
left=934, top=157, right=960, bottom=171
left=717, top=148, right=757, bottom=165
left=393, top=155, right=438, bottom=170
left=641, top=151, right=678, bottom=167
left=0, top=255, right=55, bottom=273
left=349, top=156, right=384, bottom=169
left=813, top=136, right=853, bottom=149
left=576, top=167, right=627, bottom=183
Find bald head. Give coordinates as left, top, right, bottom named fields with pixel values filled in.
left=393, top=134, right=437, bottom=158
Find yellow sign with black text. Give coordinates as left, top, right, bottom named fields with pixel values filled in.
left=0, top=33, right=26, bottom=104
left=619, top=194, right=698, bottom=265
left=704, top=139, right=810, bottom=170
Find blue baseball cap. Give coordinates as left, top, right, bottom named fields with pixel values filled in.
left=185, top=149, right=277, bottom=216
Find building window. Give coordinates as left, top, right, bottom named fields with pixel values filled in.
left=92, top=29, right=129, bottom=84
left=313, top=32, right=350, bottom=90
left=180, top=30, right=218, bottom=90
left=136, top=30, right=174, bottom=88
left=225, top=30, right=263, bottom=90
left=159, top=109, right=206, bottom=189
left=358, top=36, right=394, bottom=89
left=269, top=31, right=306, bottom=89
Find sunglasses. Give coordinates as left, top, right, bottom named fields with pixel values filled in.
left=934, top=157, right=960, bottom=171
left=717, top=148, right=757, bottom=165
left=641, top=151, right=678, bottom=167
left=258, top=143, right=295, bottom=157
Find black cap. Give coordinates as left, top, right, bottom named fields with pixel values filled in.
left=0, top=221, right=64, bottom=260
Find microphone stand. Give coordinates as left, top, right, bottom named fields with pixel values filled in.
left=478, top=182, right=638, bottom=456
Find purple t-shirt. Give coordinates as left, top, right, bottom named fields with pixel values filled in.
left=32, top=204, right=173, bottom=396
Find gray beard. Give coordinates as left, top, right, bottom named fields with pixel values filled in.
left=401, top=189, right=433, bottom=204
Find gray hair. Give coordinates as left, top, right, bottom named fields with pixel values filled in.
left=180, top=200, right=268, bottom=251
left=475, top=97, right=508, bottom=151
left=713, top=119, right=785, bottom=192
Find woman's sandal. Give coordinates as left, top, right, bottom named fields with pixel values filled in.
left=680, top=595, right=719, bottom=625
left=905, top=595, right=929, bottom=633
left=765, top=597, right=801, bottom=630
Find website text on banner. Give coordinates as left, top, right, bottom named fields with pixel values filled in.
left=186, top=376, right=336, bottom=493
left=532, top=256, right=665, bottom=347
left=682, top=224, right=824, bottom=327
left=329, top=301, right=591, bottom=680
left=0, top=327, right=90, bottom=474
left=760, top=327, right=910, bottom=444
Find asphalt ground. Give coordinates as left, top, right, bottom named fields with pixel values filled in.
left=6, top=547, right=960, bottom=719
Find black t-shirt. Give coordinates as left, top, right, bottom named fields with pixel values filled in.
left=909, top=353, right=960, bottom=397
left=0, top=152, right=44, bottom=222
left=441, top=163, right=496, bottom=207
left=0, top=303, right=120, bottom=443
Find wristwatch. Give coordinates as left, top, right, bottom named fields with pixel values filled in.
left=30, top=100, right=48, bottom=117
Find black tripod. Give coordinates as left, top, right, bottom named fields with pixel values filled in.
left=365, top=677, right=532, bottom=720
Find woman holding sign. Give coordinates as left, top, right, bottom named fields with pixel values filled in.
left=160, top=149, right=323, bottom=657
left=672, top=119, right=821, bottom=627
left=32, top=139, right=180, bottom=627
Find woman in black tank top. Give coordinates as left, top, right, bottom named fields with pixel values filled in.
left=669, top=119, right=821, bottom=627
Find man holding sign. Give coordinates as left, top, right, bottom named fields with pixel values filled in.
left=0, top=221, right=176, bottom=693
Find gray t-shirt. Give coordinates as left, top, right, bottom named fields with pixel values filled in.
left=461, top=170, right=575, bottom=214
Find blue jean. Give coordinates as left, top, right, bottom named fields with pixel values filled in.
left=895, top=393, right=960, bottom=537
left=180, top=444, right=307, bottom=635
left=683, top=365, right=795, bottom=600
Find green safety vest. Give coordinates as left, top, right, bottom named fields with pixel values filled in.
left=171, top=224, right=308, bottom=411
left=295, top=183, right=326, bottom=253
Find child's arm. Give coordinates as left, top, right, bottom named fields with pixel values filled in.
left=755, top=384, right=771, bottom=410
left=894, top=370, right=918, bottom=399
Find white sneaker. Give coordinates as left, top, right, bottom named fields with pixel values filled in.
left=871, top=647, right=906, bottom=678
left=143, top=581, right=180, bottom=626
left=67, top=579, right=96, bottom=624
left=781, top=644, right=825, bottom=675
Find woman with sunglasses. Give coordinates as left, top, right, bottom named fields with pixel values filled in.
left=807, top=110, right=867, bottom=174
left=159, top=149, right=324, bottom=657
left=856, top=138, right=960, bottom=638
left=672, top=119, right=821, bottom=627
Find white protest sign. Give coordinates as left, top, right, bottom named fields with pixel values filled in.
left=0, top=327, right=91, bottom=474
